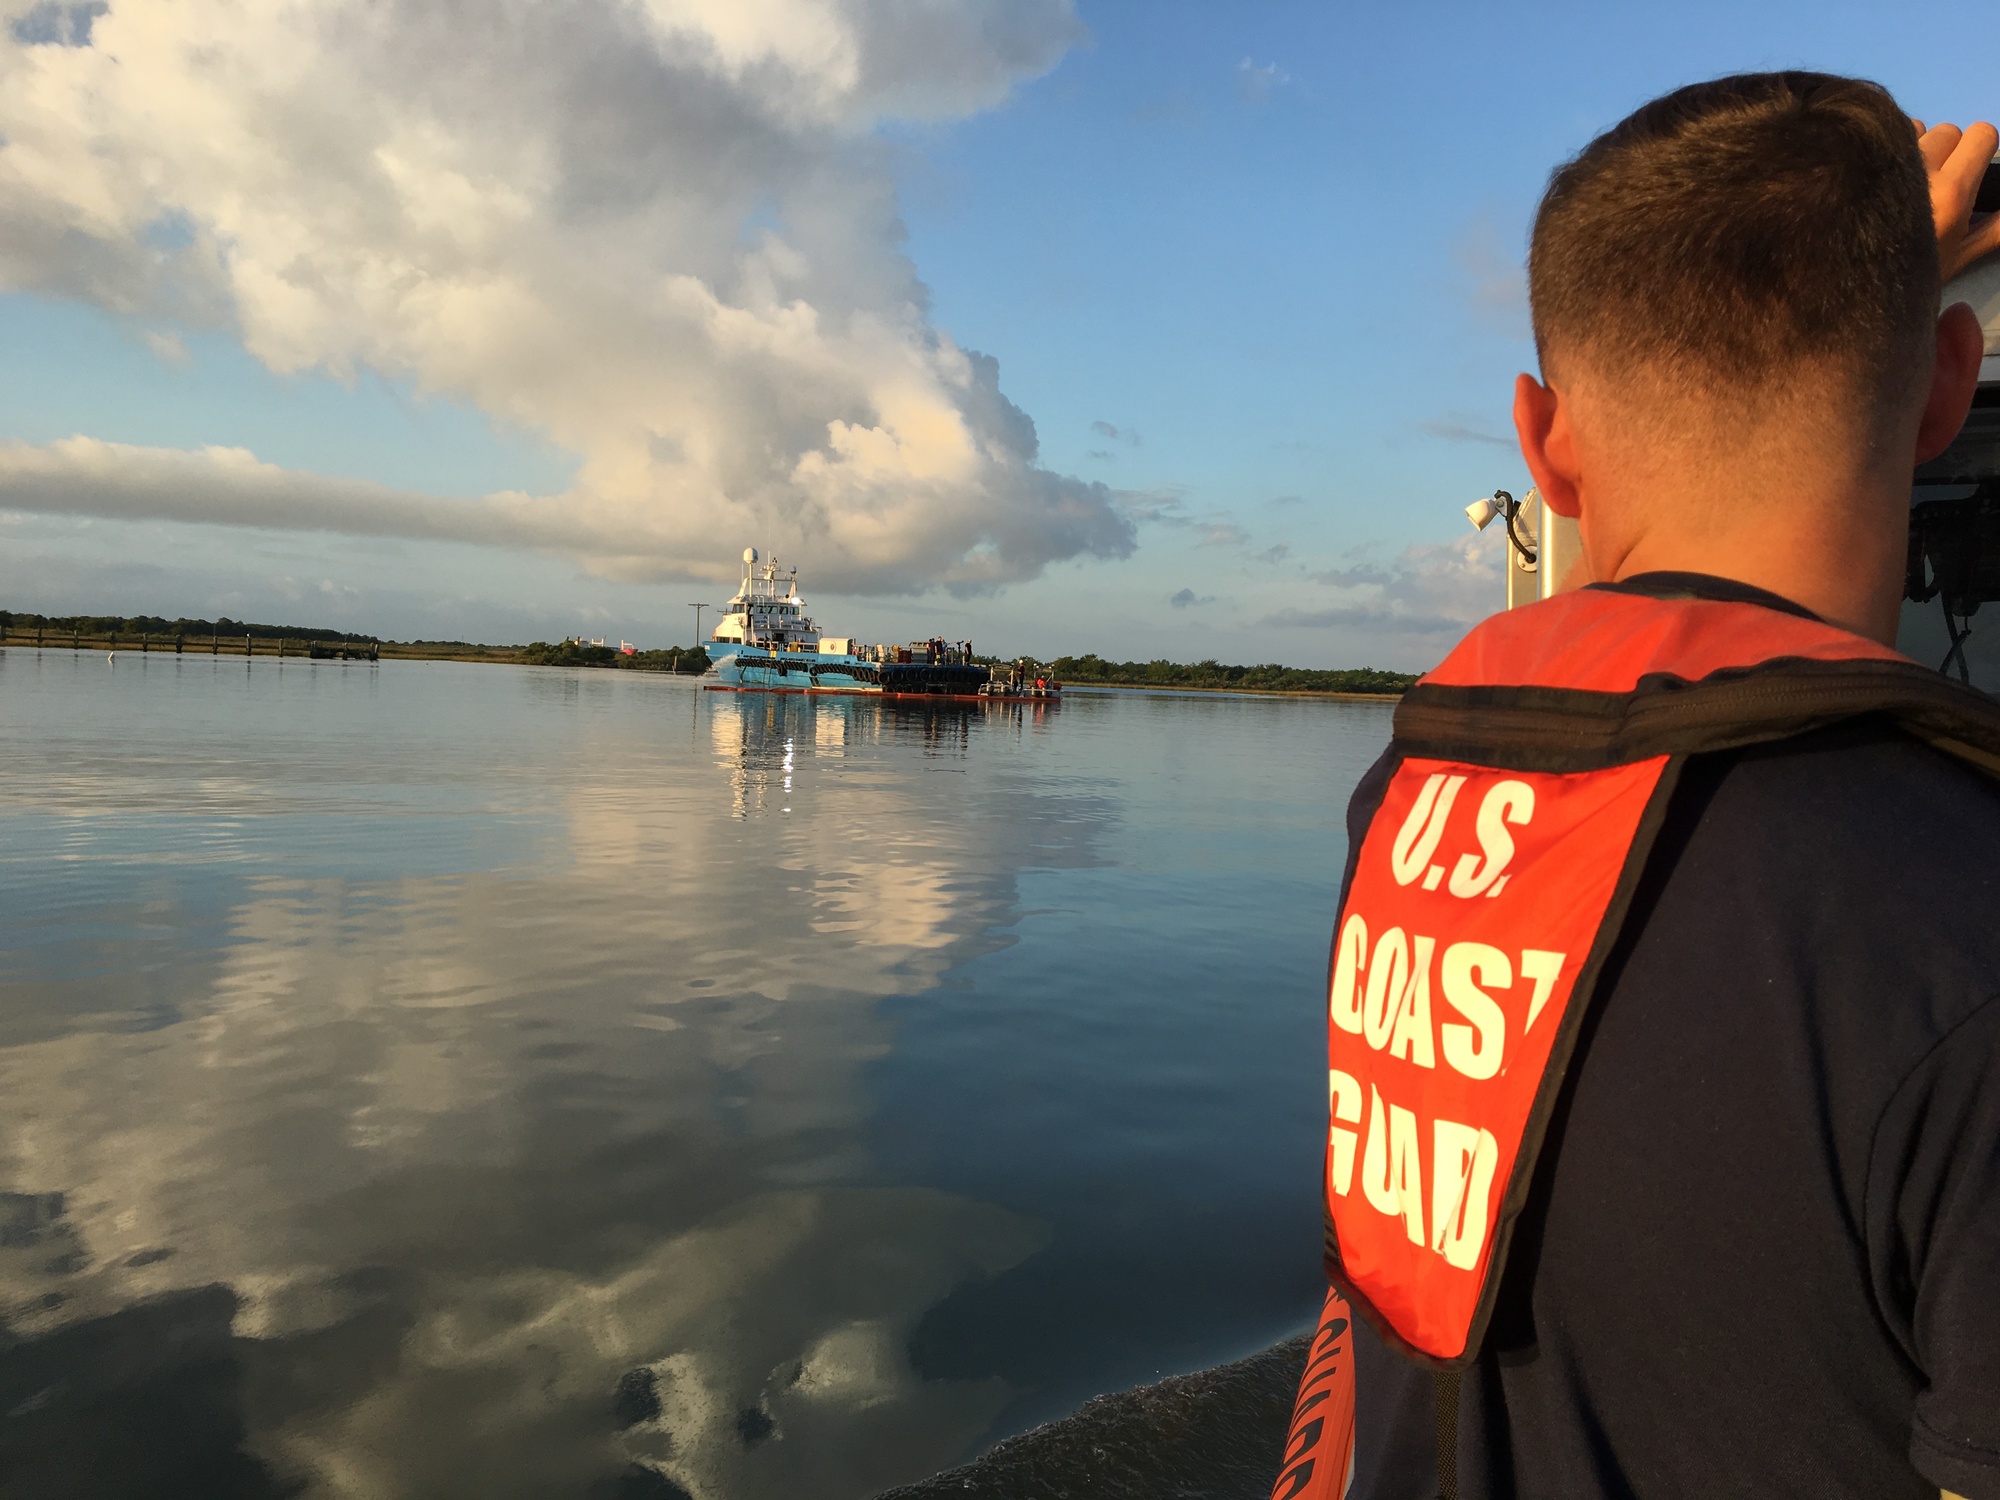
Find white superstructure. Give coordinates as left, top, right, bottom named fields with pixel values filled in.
left=706, top=548, right=822, bottom=658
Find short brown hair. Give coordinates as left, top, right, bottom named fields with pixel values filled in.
left=1529, top=72, right=1938, bottom=409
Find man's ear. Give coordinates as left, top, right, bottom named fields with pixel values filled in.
left=1513, top=372, right=1583, bottom=518
left=1915, top=302, right=1985, bottom=464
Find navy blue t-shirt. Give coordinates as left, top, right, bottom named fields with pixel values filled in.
left=1346, top=577, right=2000, bottom=1500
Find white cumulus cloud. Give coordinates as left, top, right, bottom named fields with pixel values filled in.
left=0, top=0, right=1129, bottom=595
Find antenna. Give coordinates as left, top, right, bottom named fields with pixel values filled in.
left=688, top=603, right=708, bottom=646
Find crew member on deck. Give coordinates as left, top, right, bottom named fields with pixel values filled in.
left=1273, top=75, right=2000, bottom=1500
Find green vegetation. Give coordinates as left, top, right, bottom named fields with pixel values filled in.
left=1, top=610, right=380, bottom=643
left=519, top=641, right=711, bottom=673
left=0, top=610, right=706, bottom=670
left=3, top=607, right=1394, bottom=692
left=1046, top=654, right=1416, bottom=696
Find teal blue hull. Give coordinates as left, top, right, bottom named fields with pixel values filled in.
left=714, top=649, right=880, bottom=693
left=709, top=648, right=1053, bottom=701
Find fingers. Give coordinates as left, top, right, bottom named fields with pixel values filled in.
left=1969, top=123, right=2000, bottom=257
left=1937, top=126, right=1987, bottom=229
left=1932, top=121, right=1995, bottom=194
left=1920, top=122, right=1962, bottom=173
left=1969, top=119, right=2000, bottom=157
left=1947, top=120, right=1998, bottom=179
left=1926, top=120, right=2000, bottom=280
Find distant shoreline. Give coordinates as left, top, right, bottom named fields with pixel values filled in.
left=0, top=630, right=706, bottom=672
left=1064, top=682, right=1404, bottom=702
left=4, top=642, right=1407, bottom=698
left=4, top=635, right=536, bottom=666
left=1, top=617, right=1416, bottom=693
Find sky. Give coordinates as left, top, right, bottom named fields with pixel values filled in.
left=0, top=0, right=1994, bottom=669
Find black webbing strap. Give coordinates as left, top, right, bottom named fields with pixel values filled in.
left=1435, top=1371, right=1461, bottom=1500
left=1393, top=658, right=2000, bottom=779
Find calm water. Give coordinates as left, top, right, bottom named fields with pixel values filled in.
left=0, top=650, right=1392, bottom=1500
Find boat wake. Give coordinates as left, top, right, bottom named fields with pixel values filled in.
left=872, top=1335, right=1307, bottom=1500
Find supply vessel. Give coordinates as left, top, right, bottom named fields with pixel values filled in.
left=703, top=549, right=1060, bottom=701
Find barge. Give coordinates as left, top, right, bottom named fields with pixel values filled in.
left=702, top=550, right=1060, bottom=702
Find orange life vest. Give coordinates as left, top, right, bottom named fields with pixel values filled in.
left=1271, top=583, right=2000, bottom=1500
left=1270, top=1288, right=1359, bottom=1500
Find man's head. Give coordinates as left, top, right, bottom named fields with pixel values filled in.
left=1531, top=72, right=1936, bottom=426
left=1513, top=71, right=1988, bottom=641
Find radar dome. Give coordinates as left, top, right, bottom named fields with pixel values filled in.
left=743, top=547, right=758, bottom=565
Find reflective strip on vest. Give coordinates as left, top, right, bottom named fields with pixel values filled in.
left=1327, top=753, right=1666, bottom=1361
left=1319, top=584, right=2000, bottom=1370
left=1268, top=1288, right=1358, bottom=1500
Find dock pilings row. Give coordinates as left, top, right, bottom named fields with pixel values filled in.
left=0, top=628, right=381, bottom=661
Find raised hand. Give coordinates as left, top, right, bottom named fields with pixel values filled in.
left=1915, top=118, right=2000, bottom=282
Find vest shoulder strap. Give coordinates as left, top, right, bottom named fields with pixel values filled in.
left=1399, top=589, right=2000, bottom=777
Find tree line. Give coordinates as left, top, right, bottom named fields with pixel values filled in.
left=0, top=610, right=708, bottom=666
left=1045, top=654, right=1417, bottom=695
left=0, top=611, right=380, bottom=643
left=519, top=641, right=712, bottom=673
left=2, top=608, right=1401, bottom=689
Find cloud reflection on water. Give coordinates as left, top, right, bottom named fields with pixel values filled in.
left=0, top=665, right=1097, bottom=1498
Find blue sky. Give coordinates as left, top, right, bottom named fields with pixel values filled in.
left=0, top=0, right=1992, bottom=667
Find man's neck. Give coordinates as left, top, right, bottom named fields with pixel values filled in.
left=1587, top=472, right=1909, bottom=644
left=1546, top=365, right=1931, bottom=648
